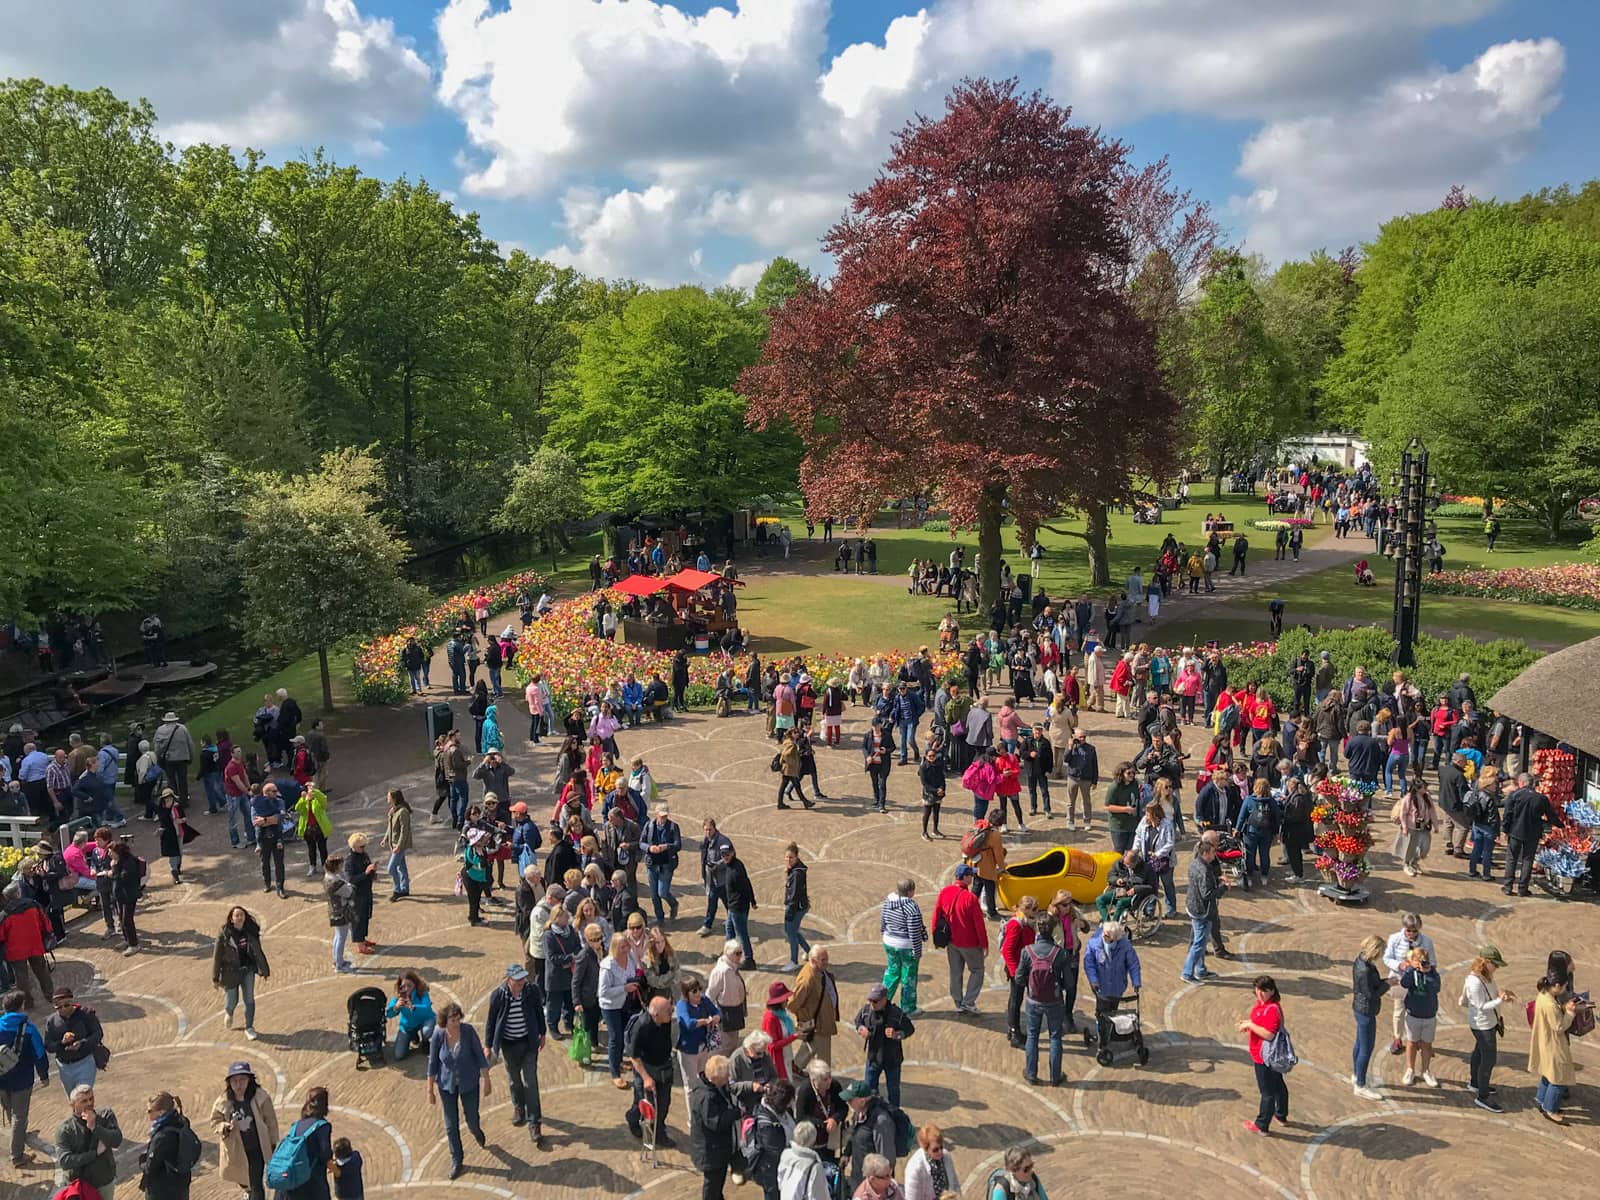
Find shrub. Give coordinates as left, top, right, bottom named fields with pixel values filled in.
left=920, top=519, right=950, bottom=533
left=1221, top=626, right=1539, bottom=709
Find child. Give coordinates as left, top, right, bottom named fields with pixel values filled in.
left=332, top=1136, right=365, bottom=1198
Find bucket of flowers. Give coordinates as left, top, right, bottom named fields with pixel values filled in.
left=1312, top=775, right=1374, bottom=903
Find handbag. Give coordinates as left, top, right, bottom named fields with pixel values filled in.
left=1571, top=1000, right=1596, bottom=1038
left=791, top=1038, right=814, bottom=1072
left=1261, top=1022, right=1297, bottom=1074
left=92, top=1042, right=112, bottom=1069
left=567, top=1022, right=592, bottom=1062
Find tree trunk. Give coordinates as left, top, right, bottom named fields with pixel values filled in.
left=317, top=646, right=335, bottom=711
left=1542, top=494, right=1567, bottom=540
left=976, top=483, right=1005, bottom=616
left=1212, top=454, right=1225, bottom=500
left=400, top=365, right=415, bottom=510
left=1084, top=502, right=1111, bottom=587
left=554, top=525, right=573, bottom=552
left=545, top=525, right=560, bottom=571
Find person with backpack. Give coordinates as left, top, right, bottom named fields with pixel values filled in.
left=1018, top=912, right=1073, bottom=1087
left=267, top=1086, right=333, bottom=1199
left=1277, top=774, right=1315, bottom=882
left=1237, top=976, right=1289, bottom=1135
left=54, top=1082, right=123, bottom=1199
left=986, top=1145, right=1046, bottom=1200
left=210, top=1061, right=279, bottom=1200
left=151, top=712, right=195, bottom=809
left=1, top=989, right=48, bottom=1168
left=745, top=1076, right=796, bottom=1200
left=44, top=987, right=104, bottom=1098
left=965, top=809, right=1006, bottom=920
left=1237, top=780, right=1279, bottom=889
left=137, top=1090, right=201, bottom=1199
left=0, top=884, right=54, bottom=1007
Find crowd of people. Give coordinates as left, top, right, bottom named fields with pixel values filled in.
left=2, top=468, right=1590, bottom=1199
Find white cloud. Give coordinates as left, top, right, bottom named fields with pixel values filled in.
left=1231, top=38, right=1565, bottom=260
left=0, top=0, right=431, bottom=148
left=431, top=0, right=1565, bottom=279
left=725, top=259, right=772, bottom=289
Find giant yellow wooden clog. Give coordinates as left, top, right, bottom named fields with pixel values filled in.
left=997, top=846, right=1122, bottom=908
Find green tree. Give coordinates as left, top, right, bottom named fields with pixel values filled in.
left=1371, top=271, right=1600, bottom=539
left=496, top=446, right=590, bottom=569
left=1179, top=252, right=1297, bottom=497
left=750, top=257, right=813, bottom=313
left=548, top=285, right=798, bottom=517
left=234, top=450, right=427, bottom=708
left=1260, top=250, right=1359, bottom=426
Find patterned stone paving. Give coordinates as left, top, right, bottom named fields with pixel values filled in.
left=5, top=700, right=1595, bottom=1199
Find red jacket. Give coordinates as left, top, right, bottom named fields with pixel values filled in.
left=934, top=884, right=989, bottom=952
left=0, top=900, right=51, bottom=962
left=1430, top=705, right=1456, bottom=737
left=1000, top=915, right=1039, bottom=977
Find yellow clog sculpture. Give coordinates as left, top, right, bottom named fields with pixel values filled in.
left=997, top=846, right=1122, bottom=908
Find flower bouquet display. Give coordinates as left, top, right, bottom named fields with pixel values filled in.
left=1533, top=748, right=1595, bottom=894
left=1312, top=775, right=1374, bottom=902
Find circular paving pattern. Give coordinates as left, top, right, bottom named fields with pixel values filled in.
left=5, top=701, right=1592, bottom=1198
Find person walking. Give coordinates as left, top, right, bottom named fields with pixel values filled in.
left=212, top=906, right=270, bottom=1041
left=776, top=729, right=805, bottom=810
left=1459, top=946, right=1513, bottom=1112
left=427, top=1003, right=492, bottom=1179
left=862, top=719, right=895, bottom=813
left=933, top=866, right=988, bottom=1015
left=136, top=1091, right=199, bottom=1200
left=625, top=997, right=678, bottom=1148
left=44, top=988, right=104, bottom=1099
left=151, top=712, right=195, bottom=809
left=715, top=844, right=758, bottom=965
left=380, top=789, right=413, bottom=901
left=0, top=990, right=48, bottom=1168
left=324, top=854, right=356, bottom=974
left=1350, top=934, right=1391, bottom=1101
left=641, top=805, right=682, bottom=924
left=879, top=880, right=923, bottom=1015
left=1528, top=965, right=1580, bottom=1124
left=54, top=1082, right=123, bottom=1200
left=690, top=1054, right=744, bottom=1200
left=210, top=1061, right=279, bottom=1200
left=277, top=1086, right=333, bottom=1200
left=1182, top=840, right=1221, bottom=984
left=853, top=984, right=914, bottom=1109
left=1238, top=976, right=1288, bottom=1135
left=787, top=947, right=841, bottom=1068
left=781, top=843, right=812, bottom=972
left=485, top=963, right=549, bottom=1150
left=1392, top=774, right=1436, bottom=877
left=673, top=973, right=722, bottom=1132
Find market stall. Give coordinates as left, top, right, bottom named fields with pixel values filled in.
left=1486, top=636, right=1600, bottom=896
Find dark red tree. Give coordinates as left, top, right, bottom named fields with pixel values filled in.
left=741, top=78, right=1176, bottom=607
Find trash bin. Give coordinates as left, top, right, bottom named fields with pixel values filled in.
left=425, top=702, right=454, bottom=744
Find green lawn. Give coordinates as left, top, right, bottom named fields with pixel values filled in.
left=1420, top=514, right=1588, bottom=572
left=185, top=652, right=354, bottom=742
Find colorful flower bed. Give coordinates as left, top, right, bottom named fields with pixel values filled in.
left=1252, top=518, right=1314, bottom=531
left=351, top=570, right=551, bottom=704
left=1421, top=563, right=1600, bottom=611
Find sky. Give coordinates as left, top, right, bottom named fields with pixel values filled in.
left=1, top=0, right=1593, bottom=287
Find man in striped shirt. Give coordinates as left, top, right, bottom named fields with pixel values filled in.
left=879, top=880, right=925, bottom=1015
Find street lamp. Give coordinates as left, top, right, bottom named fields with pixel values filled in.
left=1389, top=438, right=1438, bottom=668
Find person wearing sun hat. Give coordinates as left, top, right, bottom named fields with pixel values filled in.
left=760, top=979, right=802, bottom=1081
left=210, top=1060, right=279, bottom=1197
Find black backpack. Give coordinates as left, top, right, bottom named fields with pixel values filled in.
left=1248, top=798, right=1275, bottom=834
left=1281, top=787, right=1311, bottom=825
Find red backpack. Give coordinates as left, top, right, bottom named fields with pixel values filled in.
left=960, top=821, right=990, bottom=859
left=54, top=1181, right=105, bottom=1200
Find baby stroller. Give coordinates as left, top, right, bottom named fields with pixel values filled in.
left=1086, top=991, right=1148, bottom=1066
left=346, top=987, right=387, bottom=1069
left=1214, top=831, right=1246, bottom=887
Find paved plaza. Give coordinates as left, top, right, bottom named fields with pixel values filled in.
left=9, top=700, right=1596, bottom=1199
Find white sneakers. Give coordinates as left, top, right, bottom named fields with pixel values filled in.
left=1401, top=1068, right=1416, bottom=1085
left=776, top=961, right=798, bottom=973
left=1353, top=1084, right=1383, bottom=1101
left=1422, top=1071, right=1439, bottom=1088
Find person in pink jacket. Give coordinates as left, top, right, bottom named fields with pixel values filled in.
left=961, top=751, right=999, bottom=822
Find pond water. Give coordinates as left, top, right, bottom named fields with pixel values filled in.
left=402, top=532, right=540, bottom=589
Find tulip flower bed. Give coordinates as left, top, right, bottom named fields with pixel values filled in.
left=1312, top=775, right=1375, bottom=895
left=351, top=570, right=551, bottom=704
left=1421, top=563, right=1600, bottom=611
left=1252, top=518, right=1314, bottom=531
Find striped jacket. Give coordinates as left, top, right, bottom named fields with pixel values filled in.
left=880, top=893, right=925, bottom=955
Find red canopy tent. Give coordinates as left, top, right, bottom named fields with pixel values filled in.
left=611, top=574, right=667, bottom=597
left=663, top=568, right=741, bottom=592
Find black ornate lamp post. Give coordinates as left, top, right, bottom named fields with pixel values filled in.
left=1386, top=438, right=1438, bottom=668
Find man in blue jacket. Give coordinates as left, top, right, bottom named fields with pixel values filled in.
left=486, top=963, right=549, bottom=1149
left=250, top=782, right=288, bottom=897
left=620, top=674, right=645, bottom=728
left=889, top=682, right=924, bottom=764
left=0, top=989, right=49, bottom=1167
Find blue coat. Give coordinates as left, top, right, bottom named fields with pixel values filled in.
left=428, top=1023, right=490, bottom=1094
left=0, top=1010, right=47, bottom=1092
left=485, top=981, right=547, bottom=1053
left=480, top=705, right=504, bottom=752
left=542, top=923, right=583, bottom=993
left=1083, top=930, right=1142, bottom=998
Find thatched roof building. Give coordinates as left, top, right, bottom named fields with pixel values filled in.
left=1487, top=636, right=1600, bottom=758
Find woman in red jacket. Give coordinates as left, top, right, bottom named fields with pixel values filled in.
left=1247, top=684, right=1277, bottom=754
left=760, top=980, right=802, bottom=1081
left=1001, top=895, right=1040, bottom=1048
left=993, top=748, right=1024, bottom=833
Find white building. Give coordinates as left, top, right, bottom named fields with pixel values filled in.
left=1281, top=432, right=1370, bottom=471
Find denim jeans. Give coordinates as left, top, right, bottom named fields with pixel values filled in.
left=1535, top=1076, right=1566, bottom=1114
left=448, top=780, right=469, bottom=826
left=783, top=911, right=810, bottom=964
left=387, top=850, right=410, bottom=895
left=869, top=770, right=889, bottom=809
left=332, top=923, right=351, bottom=968
left=646, top=861, right=676, bottom=922
left=1024, top=999, right=1065, bottom=1082
left=864, top=1059, right=902, bottom=1108
left=393, top=1020, right=434, bottom=1060
left=203, top=771, right=226, bottom=814
left=545, top=987, right=575, bottom=1036
left=1243, top=835, right=1271, bottom=882
left=702, top=884, right=723, bottom=930
left=1155, top=863, right=1176, bottom=914
left=1383, top=751, right=1407, bottom=794
left=224, top=968, right=258, bottom=1029
left=725, top=909, right=754, bottom=960
left=488, top=667, right=502, bottom=695
left=408, top=668, right=423, bottom=692
left=897, top=720, right=919, bottom=762
left=439, top=1087, right=482, bottom=1169
left=1468, top=826, right=1495, bottom=876
left=227, top=792, right=255, bottom=847
left=1320, top=737, right=1340, bottom=771
left=1352, top=1012, right=1376, bottom=1086
left=1469, top=1026, right=1497, bottom=1099
left=1183, top=916, right=1209, bottom=979
left=1027, top=776, right=1052, bottom=815
left=603, top=1007, right=628, bottom=1078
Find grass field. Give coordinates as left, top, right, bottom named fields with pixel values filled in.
left=1415, top=514, right=1589, bottom=572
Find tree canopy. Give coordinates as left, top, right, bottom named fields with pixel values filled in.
left=742, top=78, right=1175, bottom=609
